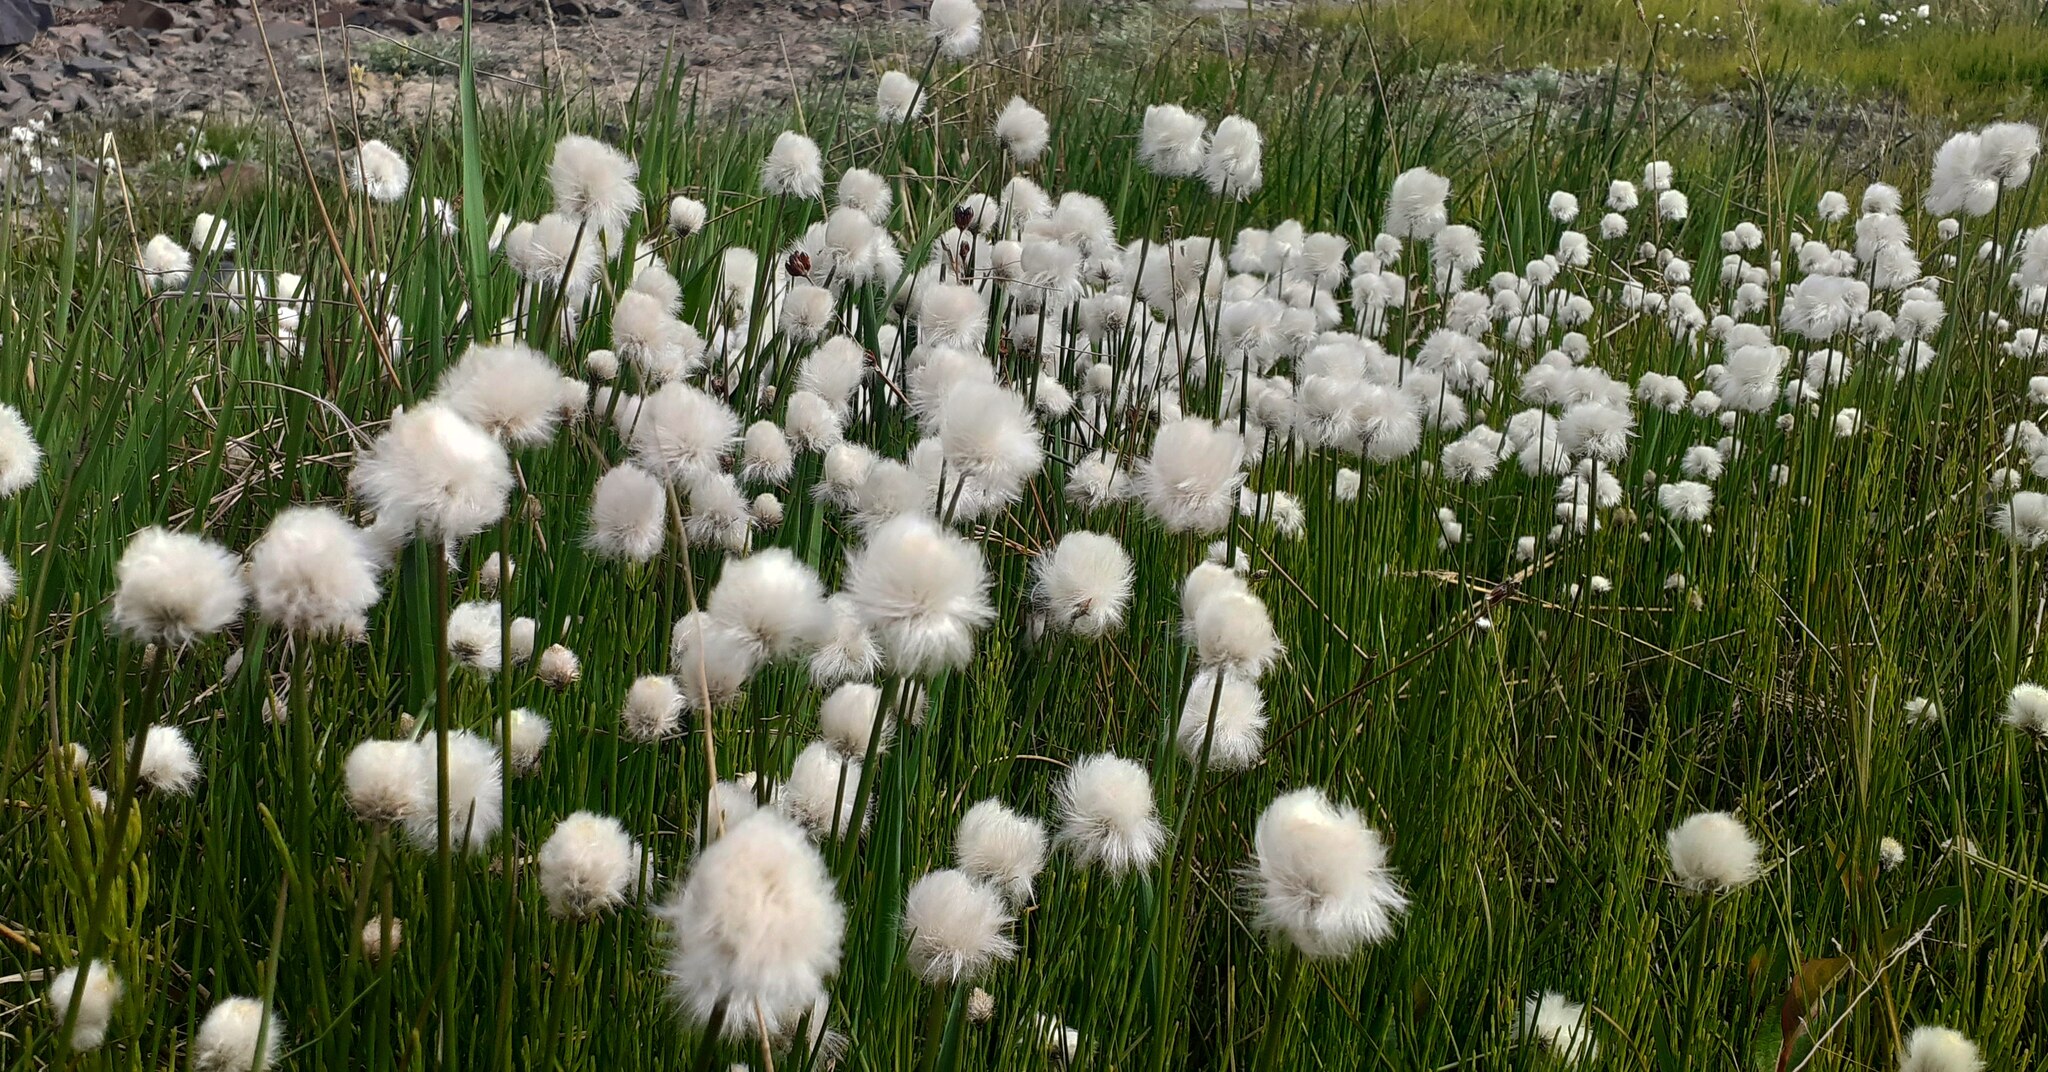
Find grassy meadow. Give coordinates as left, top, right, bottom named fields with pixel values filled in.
left=1, top=3, right=2045, bottom=1070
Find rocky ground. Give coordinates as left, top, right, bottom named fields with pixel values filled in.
left=1, top=0, right=916, bottom=129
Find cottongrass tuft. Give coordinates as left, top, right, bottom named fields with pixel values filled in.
left=668, top=195, right=707, bottom=236
left=248, top=506, right=380, bottom=639
left=995, top=96, right=1050, bottom=164
left=1991, top=490, right=2048, bottom=550
left=621, top=675, right=685, bottom=742
left=928, top=0, right=983, bottom=58
left=778, top=741, right=867, bottom=840
left=1176, top=669, right=1266, bottom=770
left=344, top=739, right=424, bottom=824
left=136, top=725, right=200, bottom=794
left=1251, top=787, right=1408, bottom=957
left=902, top=869, right=1017, bottom=984
left=1032, top=531, right=1134, bottom=638
left=111, top=527, right=247, bottom=647
left=761, top=131, right=825, bottom=200
left=191, top=996, right=282, bottom=1072
left=585, top=463, right=666, bottom=563
left=1898, top=1026, right=1984, bottom=1072
left=955, top=799, right=1048, bottom=904
left=49, top=960, right=122, bottom=1051
left=351, top=402, right=513, bottom=543
left=843, top=515, right=994, bottom=676
left=0, top=401, right=42, bottom=496
left=1137, top=417, right=1245, bottom=534
left=2000, top=682, right=2048, bottom=736
left=401, top=729, right=505, bottom=852
left=657, top=809, right=844, bottom=1037
left=1665, top=811, right=1761, bottom=893
left=538, top=810, right=645, bottom=918
left=708, top=547, right=832, bottom=661
left=817, top=682, right=889, bottom=759
left=876, top=70, right=925, bottom=126
left=549, top=134, right=641, bottom=246
left=537, top=644, right=581, bottom=689
left=1518, top=992, right=1597, bottom=1065
left=1056, top=753, right=1165, bottom=874
left=343, top=139, right=410, bottom=204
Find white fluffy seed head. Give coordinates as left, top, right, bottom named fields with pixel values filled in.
left=809, top=594, right=882, bottom=687
left=136, top=724, right=200, bottom=794
left=1898, top=1026, right=1984, bottom=1072
left=248, top=506, right=380, bottom=639
left=902, top=868, right=1016, bottom=984
left=49, top=960, right=122, bottom=1051
left=777, top=740, right=866, bottom=840
left=761, top=131, right=825, bottom=200
left=624, top=382, right=739, bottom=483
left=191, top=996, right=282, bottom=1072
left=1138, top=418, right=1245, bottom=534
left=670, top=610, right=763, bottom=709
left=1176, top=669, right=1266, bottom=770
left=1666, top=811, right=1761, bottom=893
left=1056, top=753, right=1164, bottom=874
left=1251, top=787, right=1408, bottom=958
left=668, top=195, right=708, bottom=236
left=585, top=463, right=666, bottom=563
left=817, top=682, right=889, bottom=758
left=622, top=674, right=685, bottom=742
left=537, top=644, right=581, bottom=689
left=1033, top=531, right=1134, bottom=639
left=344, top=139, right=410, bottom=204
left=539, top=810, right=645, bottom=918
left=2000, top=682, right=2048, bottom=736
left=708, top=548, right=831, bottom=662
left=657, top=809, right=845, bottom=1037
left=1191, top=588, right=1283, bottom=679
left=110, top=527, right=247, bottom=646
left=549, top=134, right=641, bottom=246
left=401, top=730, right=505, bottom=852
left=1519, top=991, right=1597, bottom=1066
left=843, top=515, right=994, bottom=676
left=928, top=0, right=983, bottom=57
left=956, top=799, right=1049, bottom=905
left=352, top=402, right=513, bottom=543
left=741, top=420, right=796, bottom=486
left=345, top=739, right=425, bottom=824
left=995, top=96, right=1050, bottom=164
left=0, top=401, right=42, bottom=497
left=876, top=70, right=926, bottom=125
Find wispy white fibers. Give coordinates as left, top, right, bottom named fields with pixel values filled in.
left=1385, top=167, right=1451, bottom=240
left=1138, top=417, right=1245, bottom=534
left=1657, top=481, right=1714, bottom=524
left=995, top=96, right=1050, bottom=165
left=928, top=0, right=983, bottom=58
left=401, top=729, right=505, bottom=852
left=817, top=682, right=889, bottom=758
left=670, top=610, right=762, bottom=710
left=903, top=869, right=1016, bottom=983
left=741, top=420, right=795, bottom=486
left=191, top=996, right=282, bottom=1072
left=876, top=70, right=925, bottom=125
left=539, top=810, right=645, bottom=918
left=549, top=134, right=641, bottom=249
left=1251, top=787, right=1407, bottom=957
left=1547, top=191, right=1579, bottom=222
left=612, top=290, right=706, bottom=385
left=136, top=724, right=200, bottom=794
left=1897, top=1026, right=1984, bottom=1072
left=110, top=527, right=247, bottom=646
left=343, top=139, right=410, bottom=204
left=657, top=809, right=844, bottom=1037
left=1519, top=992, right=1597, bottom=1065
left=1190, top=582, right=1282, bottom=679
left=1138, top=104, right=1208, bottom=178
left=1203, top=115, right=1263, bottom=199
left=621, top=381, right=739, bottom=482
left=139, top=234, right=192, bottom=292
left=1665, top=811, right=1761, bottom=893
left=621, top=675, right=684, bottom=742
left=668, top=195, right=707, bottom=236
left=433, top=341, right=574, bottom=447
left=1056, top=753, right=1165, bottom=874
left=500, top=708, right=551, bottom=772
left=1991, top=490, right=2048, bottom=550
left=761, top=131, right=825, bottom=200
left=2000, top=682, right=2048, bottom=736
left=777, top=741, right=866, bottom=840
left=843, top=515, right=993, bottom=676
left=916, top=282, right=989, bottom=350
left=48, top=960, right=122, bottom=1050
left=811, top=594, right=883, bottom=687
left=1032, top=531, right=1134, bottom=638
left=0, top=402, right=39, bottom=497
left=352, top=402, right=512, bottom=543
left=345, top=739, right=427, bottom=823
left=707, top=548, right=831, bottom=661
left=938, top=382, right=1043, bottom=508
left=956, top=799, right=1048, bottom=905
left=0, top=553, right=16, bottom=605
left=585, top=463, right=666, bottom=563
left=1176, top=669, right=1266, bottom=770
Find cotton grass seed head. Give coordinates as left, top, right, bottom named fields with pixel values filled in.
left=1665, top=811, right=1761, bottom=893
left=995, top=96, right=1050, bottom=164
left=585, top=463, right=666, bottom=563
left=902, top=869, right=1016, bottom=984
left=2000, top=682, right=2048, bottom=736
left=1176, top=669, right=1266, bottom=770
left=708, top=548, right=831, bottom=662
left=843, top=515, right=993, bottom=676
left=1898, top=1026, right=1983, bottom=1072
left=1518, top=992, right=1597, bottom=1066
left=111, top=527, right=246, bottom=647
left=343, top=139, right=409, bottom=204
left=1251, top=787, right=1408, bottom=957
left=248, top=507, right=379, bottom=640
left=49, top=959, right=122, bottom=1051
left=1056, top=753, right=1164, bottom=874
left=761, top=131, right=825, bottom=200
left=928, top=0, right=982, bottom=57
left=345, top=738, right=425, bottom=824
left=0, top=401, right=42, bottom=497
left=1138, top=417, right=1245, bottom=534
left=549, top=134, right=641, bottom=246
left=876, top=70, right=925, bottom=125
left=1032, top=531, right=1134, bottom=639
left=191, top=996, right=281, bottom=1072
left=539, top=810, right=645, bottom=918
left=817, top=682, right=889, bottom=759
left=135, top=724, right=200, bottom=795
left=352, top=402, right=512, bottom=544
left=956, top=799, right=1048, bottom=905
left=622, top=674, right=684, bottom=742
left=657, top=809, right=844, bottom=1038
left=401, top=729, right=504, bottom=852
